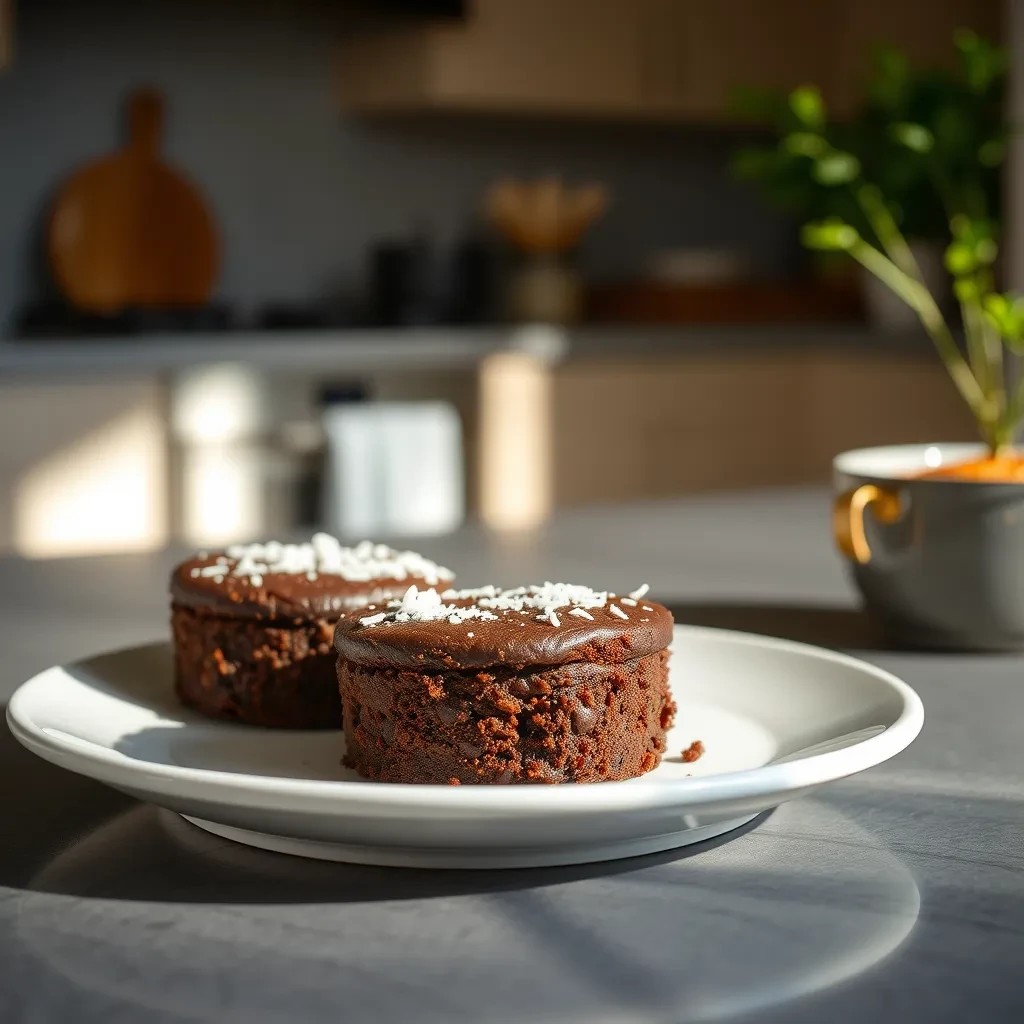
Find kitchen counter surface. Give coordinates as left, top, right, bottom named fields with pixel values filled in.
left=1, top=488, right=1020, bottom=1023
left=0, top=324, right=934, bottom=377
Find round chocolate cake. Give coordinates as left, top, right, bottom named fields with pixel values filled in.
left=171, top=536, right=453, bottom=729
left=334, top=582, right=675, bottom=784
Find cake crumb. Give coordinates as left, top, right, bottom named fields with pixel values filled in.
left=681, top=739, right=705, bottom=763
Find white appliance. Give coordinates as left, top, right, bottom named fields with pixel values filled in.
left=322, top=401, right=463, bottom=536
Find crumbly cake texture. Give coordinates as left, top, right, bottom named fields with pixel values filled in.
left=334, top=582, right=675, bottom=783
left=171, top=536, right=453, bottom=729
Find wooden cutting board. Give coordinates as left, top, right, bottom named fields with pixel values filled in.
left=48, top=88, right=219, bottom=314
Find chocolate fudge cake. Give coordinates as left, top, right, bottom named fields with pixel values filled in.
left=171, top=535, right=453, bottom=728
left=334, top=582, right=675, bottom=784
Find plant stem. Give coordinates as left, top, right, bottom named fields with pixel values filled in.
left=851, top=182, right=1011, bottom=454
left=850, top=240, right=988, bottom=420
left=854, top=184, right=919, bottom=277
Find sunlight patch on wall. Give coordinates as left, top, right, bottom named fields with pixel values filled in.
left=13, top=404, right=167, bottom=558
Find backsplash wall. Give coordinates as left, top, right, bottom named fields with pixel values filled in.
left=0, top=0, right=795, bottom=332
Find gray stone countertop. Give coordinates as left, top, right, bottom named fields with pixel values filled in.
left=1, top=488, right=1020, bottom=1023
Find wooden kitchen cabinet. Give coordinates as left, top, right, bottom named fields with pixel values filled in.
left=338, top=0, right=1000, bottom=122
left=1, top=0, right=12, bottom=70
left=638, top=0, right=837, bottom=120
left=338, top=0, right=645, bottom=117
left=476, top=346, right=978, bottom=524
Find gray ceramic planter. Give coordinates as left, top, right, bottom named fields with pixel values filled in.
left=833, top=443, right=1024, bottom=651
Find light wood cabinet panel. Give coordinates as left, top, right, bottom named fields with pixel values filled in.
left=339, top=0, right=644, bottom=117
left=1, top=0, right=11, bottom=70
left=338, top=0, right=1000, bottom=122
left=640, top=0, right=837, bottom=119
left=802, top=351, right=978, bottom=474
left=477, top=348, right=981, bottom=521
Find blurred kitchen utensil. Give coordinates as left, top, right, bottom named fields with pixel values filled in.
left=485, top=177, right=608, bottom=324
left=322, top=400, right=464, bottom=536
left=485, top=177, right=608, bottom=255
left=48, top=87, right=219, bottom=315
left=645, top=247, right=752, bottom=286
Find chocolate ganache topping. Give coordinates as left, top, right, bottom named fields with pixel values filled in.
left=171, top=535, right=454, bottom=620
left=333, top=582, right=673, bottom=670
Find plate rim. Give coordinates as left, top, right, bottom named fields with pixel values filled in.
left=6, top=625, right=924, bottom=817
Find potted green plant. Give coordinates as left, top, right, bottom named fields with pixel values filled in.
left=733, top=30, right=1003, bottom=331
left=735, top=31, right=1024, bottom=651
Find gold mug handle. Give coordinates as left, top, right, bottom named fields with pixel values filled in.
left=833, top=484, right=903, bottom=565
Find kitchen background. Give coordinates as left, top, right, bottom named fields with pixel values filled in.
left=0, top=0, right=1008, bottom=557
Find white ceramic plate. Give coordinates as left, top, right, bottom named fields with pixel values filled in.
left=7, top=626, right=923, bottom=869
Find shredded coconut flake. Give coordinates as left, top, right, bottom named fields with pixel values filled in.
left=642, top=605, right=653, bottom=612
left=354, top=580, right=651, bottom=630
left=630, top=583, right=650, bottom=600
left=621, top=597, right=637, bottom=607
left=198, top=534, right=453, bottom=585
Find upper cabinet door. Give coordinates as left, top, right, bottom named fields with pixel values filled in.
left=337, top=0, right=1001, bottom=122
left=431, top=0, right=644, bottom=115
left=828, top=0, right=1002, bottom=117
left=639, top=0, right=837, bottom=121
left=338, top=0, right=644, bottom=117
left=1, top=0, right=12, bottom=71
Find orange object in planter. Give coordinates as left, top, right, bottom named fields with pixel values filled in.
left=915, top=454, right=1024, bottom=482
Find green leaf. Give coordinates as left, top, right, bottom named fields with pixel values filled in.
left=782, top=132, right=827, bottom=158
left=889, top=122, right=934, bottom=153
left=976, top=237, right=998, bottom=266
left=729, top=85, right=787, bottom=122
left=978, top=138, right=1006, bottom=167
left=868, top=45, right=911, bottom=109
left=983, top=293, right=1024, bottom=347
left=812, top=152, right=861, bottom=185
left=954, top=277, right=981, bottom=304
left=802, top=219, right=859, bottom=251
left=946, top=241, right=976, bottom=275
left=789, top=85, right=825, bottom=130
left=954, top=29, right=1009, bottom=93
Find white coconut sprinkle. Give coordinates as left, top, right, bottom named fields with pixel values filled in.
left=467, top=631, right=474, bottom=638
left=250, top=573, right=263, bottom=587
left=355, top=581, right=651, bottom=630
left=190, top=568, right=200, bottom=578
left=630, top=583, right=650, bottom=600
left=198, top=534, right=452, bottom=585
left=642, top=605, right=653, bottom=612
left=621, top=597, right=637, bottom=607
